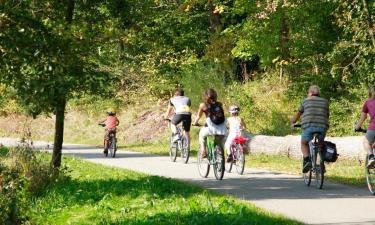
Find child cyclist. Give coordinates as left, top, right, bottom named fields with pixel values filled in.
left=98, top=108, right=120, bottom=154
left=225, top=105, right=247, bottom=162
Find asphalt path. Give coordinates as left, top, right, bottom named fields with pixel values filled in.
left=1, top=138, right=374, bottom=225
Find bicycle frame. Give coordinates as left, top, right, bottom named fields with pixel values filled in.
left=230, top=136, right=248, bottom=160
left=206, top=135, right=223, bottom=165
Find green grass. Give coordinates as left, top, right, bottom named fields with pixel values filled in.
left=28, top=157, right=302, bottom=225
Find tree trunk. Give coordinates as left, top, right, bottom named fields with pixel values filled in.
left=51, top=0, right=74, bottom=168
left=51, top=98, right=66, bottom=168
left=362, top=0, right=375, bottom=48
left=66, top=0, right=75, bottom=23
left=280, top=10, right=290, bottom=60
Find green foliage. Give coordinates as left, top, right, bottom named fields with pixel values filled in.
left=225, top=75, right=296, bottom=136
left=0, top=147, right=69, bottom=224
left=180, top=60, right=227, bottom=109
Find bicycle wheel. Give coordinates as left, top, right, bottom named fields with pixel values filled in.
left=303, top=156, right=311, bottom=186
left=235, top=144, right=245, bottom=175
left=111, top=137, right=117, bottom=158
left=180, top=136, right=190, bottom=164
left=365, top=156, right=375, bottom=195
left=197, top=146, right=210, bottom=178
left=225, top=146, right=233, bottom=173
left=169, top=136, right=177, bottom=162
left=108, top=137, right=114, bottom=158
left=314, top=150, right=325, bottom=189
left=213, top=145, right=225, bottom=180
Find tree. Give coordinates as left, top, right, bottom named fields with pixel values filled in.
left=0, top=0, right=117, bottom=168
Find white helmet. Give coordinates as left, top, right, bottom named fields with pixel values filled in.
left=229, top=105, right=240, bottom=114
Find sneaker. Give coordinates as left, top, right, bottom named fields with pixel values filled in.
left=226, top=154, right=233, bottom=163
left=302, top=157, right=312, bottom=173
left=367, top=155, right=375, bottom=168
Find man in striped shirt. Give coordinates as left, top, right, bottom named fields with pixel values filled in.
left=291, top=85, right=329, bottom=173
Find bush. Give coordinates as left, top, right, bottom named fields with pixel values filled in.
left=225, top=74, right=296, bottom=136
left=0, top=147, right=69, bottom=224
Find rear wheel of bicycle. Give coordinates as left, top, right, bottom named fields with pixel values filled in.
left=365, top=156, right=375, bottom=195
left=235, top=144, right=245, bottom=175
left=303, top=157, right=311, bottom=186
left=169, top=136, right=177, bottom=162
left=180, top=136, right=190, bottom=164
left=314, top=150, right=325, bottom=189
left=213, top=145, right=225, bottom=180
left=111, top=137, right=117, bottom=158
left=197, top=146, right=210, bottom=178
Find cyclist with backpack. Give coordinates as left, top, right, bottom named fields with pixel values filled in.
left=192, top=88, right=227, bottom=158
left=290, top=85, right=329, bottom=173
left=354, top=86, right=375, bottom=167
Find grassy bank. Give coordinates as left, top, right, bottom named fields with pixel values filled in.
left=27, top=156, right=302, bottom=225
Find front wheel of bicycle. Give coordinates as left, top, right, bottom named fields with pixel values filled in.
left=235, top=144, right=245, bottom=175
left=169, top=136, right=177, bottom=162
left=180, top=136, right=190, bottom=164
left=365, top=156, right=375, bottom=195
left=197, top=146, right=210, bottom=178
left=314, top=150, right=324, bottom=189
left=213, top=145, right=225, bottom=180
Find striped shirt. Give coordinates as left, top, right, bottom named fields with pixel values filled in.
left=298, top=96, right=329, bottom=129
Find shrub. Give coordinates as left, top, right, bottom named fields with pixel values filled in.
left=0, top=146, right=70, bottom=224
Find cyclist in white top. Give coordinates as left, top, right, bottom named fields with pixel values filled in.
left=164, top=88, right=192, bottom=149
left=225, top=105, right=246, bottom=162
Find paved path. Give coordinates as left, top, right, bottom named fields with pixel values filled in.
left=1, top=138, right=375, bottom=225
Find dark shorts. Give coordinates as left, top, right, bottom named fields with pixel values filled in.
left=171, top=114, right=191, bottom=132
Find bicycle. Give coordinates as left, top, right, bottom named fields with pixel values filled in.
left=355, top=127, right=375, bottom=195
left=99, top=123, right=117, bottom=158
left=194, top=124, right=225, bottom=180
left=226, top=135, right=248, bottom=175
left=165, top=119, right=190, bottom=163
left=294, top=124, right=325, bottom=189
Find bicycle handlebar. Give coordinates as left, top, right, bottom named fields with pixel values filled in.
left=293, top=124, right=302, bottom=128
left=98, top=123, right=105, bottom=127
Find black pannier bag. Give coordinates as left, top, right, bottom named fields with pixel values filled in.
left=323, top=141, right=338, bottom=162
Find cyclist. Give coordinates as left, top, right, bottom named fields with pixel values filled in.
left=164, top=87, right=192, bottom=150
left=354, top=86, right=375, bottom=167
left=98, top=108, right=120, bottom=154
left=290, top=85, right=329, bottom=173
left=225, top=105, right=247, bottom=162
left=192, top=88, right=227, bottom=158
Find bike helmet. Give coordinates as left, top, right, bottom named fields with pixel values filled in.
left=229, top=105, right=240, bottom=114
left=107, top=108, right=116, bottom=115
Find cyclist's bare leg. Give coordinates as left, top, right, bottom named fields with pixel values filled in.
left=301, top=140, right=310, bottom=157
left=170, top=123, right=177, bottom=134
left=363, top=138, right=373, bottom=155
left=199, top=127, right=209, bottom=157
